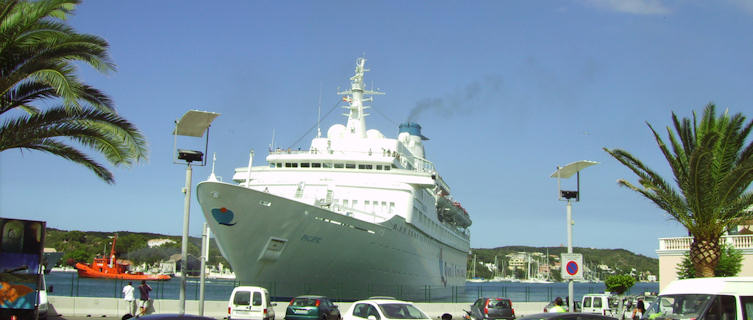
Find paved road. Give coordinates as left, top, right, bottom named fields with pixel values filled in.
left=50, top=315, right=221, bottom=320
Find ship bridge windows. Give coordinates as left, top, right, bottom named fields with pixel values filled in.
left=300, top=162, right=310, bottom=168
left=345, top=163, right=356, bottom=169
left=312, top=163, right=321, bottom=168
left=334, top=163, right=344, bottom=169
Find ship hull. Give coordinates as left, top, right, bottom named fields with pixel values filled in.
left=197, top=181, right=468, bottom=300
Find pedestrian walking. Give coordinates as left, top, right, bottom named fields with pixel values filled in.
left=549, top=297, right=567, bottom=313
left=632, top=299, right=645, bottom=320
left=138, top=280, right=153, bottom=316
left=122, top=281, right=136, bottom=316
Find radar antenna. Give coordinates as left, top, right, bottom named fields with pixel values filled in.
left=336, top=57, right=385, bottom=138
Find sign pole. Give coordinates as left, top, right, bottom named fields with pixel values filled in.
left=552, top=160, right=598, bottom=312
left=567, top=199, right=574, bottom=312
left=179, top=163, right=192, bottom=315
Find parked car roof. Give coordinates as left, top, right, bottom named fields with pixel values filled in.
left=517, top=312, right=618, bottom=320
left=661, top=277, right=753, bottom=295
left=359, top=298, right=410, bottom=303
left=136, top=314, right=215, bottom=320
left=293, top=295, right=330, bottom=298
left=344, top=299, right=431, bottom=320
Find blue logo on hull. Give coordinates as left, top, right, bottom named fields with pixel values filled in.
left=212, top=207, right=236, bottom=226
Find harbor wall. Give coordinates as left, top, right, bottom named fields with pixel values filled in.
left=47, top=296, right=548, bottom=318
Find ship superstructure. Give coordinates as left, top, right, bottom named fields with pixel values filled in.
left=197, top=58, right=471, bottom=299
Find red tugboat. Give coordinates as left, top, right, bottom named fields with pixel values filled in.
left=74, top=234, right=171, bottom=281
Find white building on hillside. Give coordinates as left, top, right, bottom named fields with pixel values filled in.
left=147, top=238, right=176, bottom=248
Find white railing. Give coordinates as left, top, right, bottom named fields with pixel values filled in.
left=659, top=237, right=693, bottom=250
left=728, top=234, right=753, bottom=249
left=659, top=235, right=753, bottom=251
left=267, top=148, right=436, bottom=173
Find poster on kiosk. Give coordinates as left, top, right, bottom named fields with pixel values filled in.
left=0, top=218, right=46, bottom=318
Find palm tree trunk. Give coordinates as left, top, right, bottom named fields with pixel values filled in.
left=689, top=238, right=720, bottom=277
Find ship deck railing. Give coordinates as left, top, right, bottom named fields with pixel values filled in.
left=268, top=148, right=436, bottom=174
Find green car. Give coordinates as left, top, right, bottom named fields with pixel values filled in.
left=285, top=295, right=341, bottom=320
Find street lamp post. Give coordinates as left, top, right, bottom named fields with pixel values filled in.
left=551, top=160, right=598, bottom=312
left=173, top=110, right=220, bottom=315
left=199, top=223, right=209, bottom=316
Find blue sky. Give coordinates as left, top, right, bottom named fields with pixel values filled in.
left=2, top=0, right=752, bottom=259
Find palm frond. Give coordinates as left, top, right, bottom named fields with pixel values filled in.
left=685, top=133, right=719, bottom=224
left=650, top=123, right=687, bottom=189
left=0, top=106, right=148, bottom=181
left=604, top=103, right=753, bottom=265
left=738, top=120, right=753, bottom=164
left=0, top=80, right=56, bottom=114
left=0, top=0, right=146, bottom=185
left=18, top=138, right=114, bottom=183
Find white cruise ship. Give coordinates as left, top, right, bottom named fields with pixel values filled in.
left=197, top=58, right=471, bottom=299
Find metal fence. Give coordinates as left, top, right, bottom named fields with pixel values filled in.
left=47, top=272, right=659, bottom=303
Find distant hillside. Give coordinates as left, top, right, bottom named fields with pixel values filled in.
left=44, top=228, right=228, bottom=268
left=468, top=246, right=658, bottom=280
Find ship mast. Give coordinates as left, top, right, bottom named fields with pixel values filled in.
left=337, top=57, right=384, bottom=138
left=110, top=234, right=118, bottom=268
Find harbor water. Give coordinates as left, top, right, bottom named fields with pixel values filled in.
left=46, top=271, right=659, bottom=303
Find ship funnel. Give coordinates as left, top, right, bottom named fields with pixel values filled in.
left=398, top=122, right=427, bottom=159
left=399, top=122, right=429, bottom=141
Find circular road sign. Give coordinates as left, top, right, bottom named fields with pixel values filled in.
left=566, top=261, right=579, bottom=276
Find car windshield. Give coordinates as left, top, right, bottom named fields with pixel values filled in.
left=378, top=303, right=428, bottom=319
left=646, top=294, right=713, bottom=320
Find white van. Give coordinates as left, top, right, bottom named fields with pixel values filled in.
left=643, top=277, right=753, bottom=320
left=582, top=293, right=618, bottom=316
left=37, top=272, right=49, bottom=320
left=228, top=286, right=276, bottom=320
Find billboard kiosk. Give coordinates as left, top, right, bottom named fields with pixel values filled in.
left=0, top=218, right=46, bottom=320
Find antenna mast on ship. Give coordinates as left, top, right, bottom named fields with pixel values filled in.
left=110, top=234, right=118, bottom=268
left=337, top=57, right=384, bottom=138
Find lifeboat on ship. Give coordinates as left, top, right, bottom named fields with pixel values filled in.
left=74, top=234, right=171, bottom=281
left=436, top=195, right=472, bottom=228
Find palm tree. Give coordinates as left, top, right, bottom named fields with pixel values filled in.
left=604, top=104, right=753, bottom=277
left=0, top=0, right=147, bottom=183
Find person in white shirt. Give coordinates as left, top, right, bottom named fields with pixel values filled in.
left=122, top=281, right=136, bottom=316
